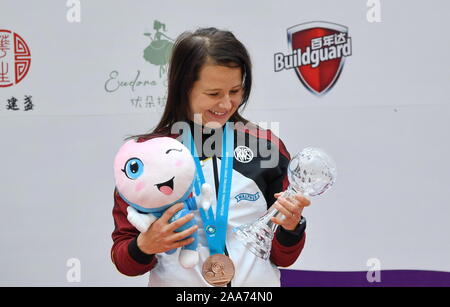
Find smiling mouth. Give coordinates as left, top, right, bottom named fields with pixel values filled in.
left=208, top=110, right=228, bottom=117
left=155, top=176, right=175, bottom=195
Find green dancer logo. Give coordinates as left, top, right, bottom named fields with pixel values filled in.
left=143, top=20, right=174, bottom=78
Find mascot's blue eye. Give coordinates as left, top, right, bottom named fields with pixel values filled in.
left=124, top=158, right=144, bottom=180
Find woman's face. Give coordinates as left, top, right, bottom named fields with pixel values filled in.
left=188, top=63, right=244, bottom=128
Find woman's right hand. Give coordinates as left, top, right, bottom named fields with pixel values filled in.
left=136, top=203, right=198, bottom=255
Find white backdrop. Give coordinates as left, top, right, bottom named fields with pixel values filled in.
left=0, top=0, right=449, bottom=286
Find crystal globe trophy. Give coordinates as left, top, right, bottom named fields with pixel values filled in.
left=233, top=147, right=337, bottom=260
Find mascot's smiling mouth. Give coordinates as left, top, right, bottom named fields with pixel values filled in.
left=155, top=176, right=175, bottom=195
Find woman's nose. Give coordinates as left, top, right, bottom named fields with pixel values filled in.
left=218, top=95, right=232, bottom=109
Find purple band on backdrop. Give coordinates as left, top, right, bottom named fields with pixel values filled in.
left=280, top=269, right=450, bottom=287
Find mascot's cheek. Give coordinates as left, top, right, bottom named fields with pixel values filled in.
left=135, top=181, right=146, bottom=192
left=174, top=159, right=183, bottom=168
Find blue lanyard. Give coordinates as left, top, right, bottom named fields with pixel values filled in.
left=182, top=123, right=234, bottom=255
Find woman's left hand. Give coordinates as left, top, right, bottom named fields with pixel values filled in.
left=271, top=192, right=311, bottom=231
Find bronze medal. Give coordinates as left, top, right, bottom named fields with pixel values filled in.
left=202, top=254, right=235, bottom=287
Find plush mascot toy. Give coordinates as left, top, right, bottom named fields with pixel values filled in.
left=114, top=137, right=212, bottom=269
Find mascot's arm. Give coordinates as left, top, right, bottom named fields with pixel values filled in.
left=127, top=206, right=157, bottom=233
left=184, top=183, right=213, bottom=212
left=198, top=183, right=213, bottom=211
left=111, top=189, right=157, bottom=276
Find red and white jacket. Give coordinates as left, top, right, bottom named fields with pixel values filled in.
left=111, top=122, right=306, bottom=286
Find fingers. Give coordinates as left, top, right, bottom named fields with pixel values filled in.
left=167, top=212, right=195, bottom=232
left=271, top=192, right=311, bottom=231
left=166, top=212, right=195, bottom=232
left=138, top=203, right=198, bottom=255
left=294, top=194, right=311, bottom=207
left=271, top=216, right=285, bottom=227
left=160, top=202, right=184, bottom=223
left=170, top=236, right=196, bottom=249
left=274, top=197, right=301, bottom=220
left=274, top=192, right=311, bottom=207
left=169, top=224, right=198, bottom=242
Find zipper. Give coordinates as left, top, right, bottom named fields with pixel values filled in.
left=212, top=155, right=232, bottom=288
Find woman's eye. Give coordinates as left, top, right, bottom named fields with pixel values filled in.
left=122, top=158, right=144, bottom=180
left=207, top=93, right=219, bottom=97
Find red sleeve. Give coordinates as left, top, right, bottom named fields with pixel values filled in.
left=270, top=232, right=306, bottom=267
left=111, top=189, right=157, bottom=276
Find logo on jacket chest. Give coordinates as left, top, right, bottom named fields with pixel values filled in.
left=234, top=192, right=260, bottom=203
left=234, top=146, right=254, bottom=163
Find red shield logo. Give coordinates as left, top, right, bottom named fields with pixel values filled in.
left=287, top=22, right=350, bottom=96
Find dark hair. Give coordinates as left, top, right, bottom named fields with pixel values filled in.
left=127, top=27, right=252, bottom=140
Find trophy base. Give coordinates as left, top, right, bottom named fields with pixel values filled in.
left=232, top=222, right=274, bottom=260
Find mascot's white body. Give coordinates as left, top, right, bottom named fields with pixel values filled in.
left=114, top=137, right=212, bottom=269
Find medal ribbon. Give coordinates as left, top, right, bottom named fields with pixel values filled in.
left=182, top=122, right=234, bottom=255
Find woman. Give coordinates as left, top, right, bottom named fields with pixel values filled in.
left=111, top=27, right=310, bottom=287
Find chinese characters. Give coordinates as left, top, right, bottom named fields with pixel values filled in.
left=5, top=96, right=34, bottom=111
